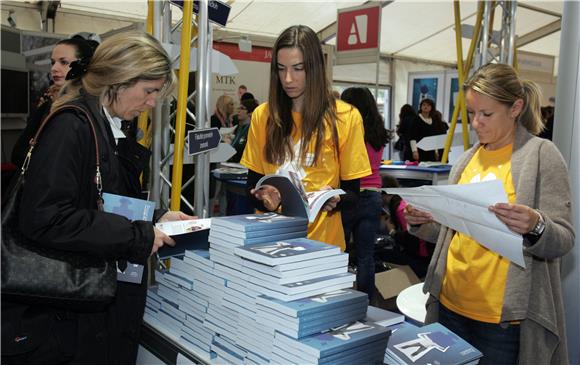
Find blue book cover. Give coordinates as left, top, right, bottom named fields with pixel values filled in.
left=242, top=253, right=348, bottom=275
left=209, top=229, right=307, bottom=246
left=259, top=307, right=368, bottom=339
left=365, top=306, right=405, bottom=328
left=242, top=253, right=347, bottom=279
left=102, top=192, right=155, bottom=221
left=258, top=300, right=367, bottom=326
left=233, top=237, right=341, bottom=266
left=246, top=265, right=347, bottom=285
left=256, top=289, right=368, bottom=317
left=253, top=272, right=355, bottom=296
left=274, top=336, right=388, bottom=365
left=387, top=322, right=482, bottom=365
left=102, top=192, right=154, bottom=283
left=274, top=320, right=391, bottom=359
left=214, top=224, right=308, bottom=239
left=247, top=278, right=355, bottom=302
left=211, top=213, right=308, bottom=232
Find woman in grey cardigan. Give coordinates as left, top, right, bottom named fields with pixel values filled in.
left=405, top=63, right=574, bottom=365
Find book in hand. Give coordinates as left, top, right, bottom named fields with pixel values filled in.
left=233, top=237, right=341, bottom=266
left=386, top=322, right=483, bottom=365
left=103, top=192, right=155, bottom=283
left=103, top=192, right=155, bottom=221
left=255, top=170, right=345, bottom=223
left=155, top=219, right=211, bottom=258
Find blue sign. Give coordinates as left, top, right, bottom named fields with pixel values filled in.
left=188, top=128, right=221, bottom=155
left=170, top=0, right=231, bottom=27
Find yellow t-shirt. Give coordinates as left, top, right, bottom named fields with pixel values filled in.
left=240, top=100, right=371, bottom=250
left=439, top=143, right=516, bottom=323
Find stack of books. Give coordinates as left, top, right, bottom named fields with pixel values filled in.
left=271, top=320, right=391, bottom=365
left=384, top=322, right=483, bottom=365
left=145, top=212, right=393, bottom=364
left=365, top=305, right=405, bottom=328
left=144, top=250, right=218, bottom=358
left=255, top=289, right=369, bottom=339
left=234, top=237, right=355, bottom=301
left=210, top=213, right=308, bottom=255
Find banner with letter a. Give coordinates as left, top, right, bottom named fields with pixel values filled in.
left=336, top=3, right=381, bottom=65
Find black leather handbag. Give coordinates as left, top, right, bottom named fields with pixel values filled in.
left=1, top=105, right=117, bottom=309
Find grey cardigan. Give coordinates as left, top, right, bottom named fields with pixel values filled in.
left=411, top=123, right=575, bottom=365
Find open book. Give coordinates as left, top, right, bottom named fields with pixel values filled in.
left=155, top=218, right=211, bottom=258
left=256, top=171, right=344, bottom=223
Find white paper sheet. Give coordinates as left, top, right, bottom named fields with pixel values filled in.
left=385, top=180, right=525, bottom=267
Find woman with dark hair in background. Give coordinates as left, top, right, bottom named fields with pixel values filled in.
left=409, top=98, right=448, bottom=162
left=396, top=103, right=417, bottom=161
left=11, top=36, right=99, bottom=167
left=241, top=25, right=370, bottom=249
left=340, top=87, right=391, bottom=299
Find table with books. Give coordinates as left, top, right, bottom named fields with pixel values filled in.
left=140, top=212, right=482, bottom=365
left=380, top=164, right=452, bottom=186
left=211, top=165, right=253, bottom=216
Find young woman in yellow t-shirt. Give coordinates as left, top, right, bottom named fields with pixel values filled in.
left=404, top=63, right=574, bottom=364
left=240, top=25, right=371, bottom=249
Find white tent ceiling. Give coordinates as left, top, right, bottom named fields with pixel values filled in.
left=55, top=0, right=563, bottom=72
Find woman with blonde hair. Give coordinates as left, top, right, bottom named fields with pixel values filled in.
left=3, top=31, right=192, bottom=365
left=405, top=63, right=574, bottom=364
left=211, top=94, right=235, bottom=129
left=241, top=25, right=370, bottom=249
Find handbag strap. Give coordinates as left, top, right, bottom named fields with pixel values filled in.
left=20, top=104, right=103, bottom=205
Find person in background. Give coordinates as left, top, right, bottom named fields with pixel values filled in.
left=538, top=105, right=554, bottom=140
left=232, top=92, right=257, bottom=126
left=237, top=84, right=248, bottom=100
left=409, top=98, right=448, bottom=162
left=340, top=87, right=391, bottom=300
left=2, top=31, right=194, bottom=365
left=241, top=25, right=371, bottom=249
left=229, top=97, right=259, bottom=163
left=11, top=36, right=99, bottom=168
left=395, top=104, right=417, bottom=161
left=211, top=94, right=235, bottom=129
left=405, top=63, right=574, bottom=364
left=379, top=174, right=433, bottom=278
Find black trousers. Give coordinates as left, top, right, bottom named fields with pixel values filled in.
left=2, top=268, right=148, bottom=365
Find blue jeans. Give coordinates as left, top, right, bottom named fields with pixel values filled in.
left=342, top=190, right=382, bottom=301
left=438, top=304, right=520, bottom=365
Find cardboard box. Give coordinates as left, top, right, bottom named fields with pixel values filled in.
left=372, top=264, right=421, bottom=311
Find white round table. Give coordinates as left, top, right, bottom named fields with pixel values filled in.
left=396, top=282, right=428, bottom=324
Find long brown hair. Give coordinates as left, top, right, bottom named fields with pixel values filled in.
left=265, top=25, right=337, bottom=166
